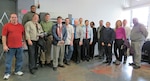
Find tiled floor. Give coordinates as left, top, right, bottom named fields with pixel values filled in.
left=0, top=53, right=150, bottom=81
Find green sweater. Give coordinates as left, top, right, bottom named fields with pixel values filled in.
left=22, top=12, right=35, bottom=26
left=40, top=21, right=53, bottom=35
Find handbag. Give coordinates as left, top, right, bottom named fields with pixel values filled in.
left=37, top=37, right=46, bottom=51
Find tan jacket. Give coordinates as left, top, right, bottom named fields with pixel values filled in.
left=25, top=21, right=43, bottom=41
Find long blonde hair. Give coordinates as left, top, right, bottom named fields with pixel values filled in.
left=115, top=20, right=122, bottom=31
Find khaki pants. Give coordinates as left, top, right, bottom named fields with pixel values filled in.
left=131, top=41, right=144, bottom=66
left=40, top=36, right=52, bottom=64
left=53, top=45, right=65, bottom=67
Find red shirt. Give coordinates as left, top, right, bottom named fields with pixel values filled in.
left=2, top=23, right=24, bottom=48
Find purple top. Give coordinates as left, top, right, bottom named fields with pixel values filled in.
left=115, top=27, right=126, bottom=40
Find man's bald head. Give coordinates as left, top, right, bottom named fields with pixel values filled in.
left=133, top=18, right=139, bottom=25
left=74, top=19, right=79, bottom=26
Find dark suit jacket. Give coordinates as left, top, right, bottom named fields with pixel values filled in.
left=52, top=24, right=67, bottom=45
left=101, top=27, right=115, bottom=44
left=92, top=27, right=97, bottom=44
left=97, top=26, right=105, bottom=42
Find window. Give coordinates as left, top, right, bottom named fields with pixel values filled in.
left=131, top=7, right=149, bottom=27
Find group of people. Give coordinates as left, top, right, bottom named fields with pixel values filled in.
left=2, top=5, right=148, bottom=80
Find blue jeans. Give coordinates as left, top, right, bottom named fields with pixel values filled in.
left=65, top=45, right=74, bottom=61
left=5, top=48, right=23, bottom=74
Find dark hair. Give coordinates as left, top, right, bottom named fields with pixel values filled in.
left=45, top=13, right=50, bottom=16
left=85, top=20, right=89, bottom=23
left=57, top=16, right=62, bottom=20
left=90, top=21, right=95, bottom=26
left=65, top=18, right=69, bottom=20
left=30, top=5, right=36, bottom=8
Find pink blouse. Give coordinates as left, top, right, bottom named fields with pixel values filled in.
left=115, top=27, right=126, bottom=40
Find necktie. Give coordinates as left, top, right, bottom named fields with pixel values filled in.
left=57, top=25, right=62, bottom=39
left=59, top=26, right=62, bottom=39
left=74, top=26, right=76, bottom=39
left=35, top=23, right=39, bottom=33
left=86, top=27, right=88, bottom=39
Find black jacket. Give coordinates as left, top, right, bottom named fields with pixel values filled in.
left=101, top=27, right=115, bottom=44
left=97, top=26, right=105, bottom=42
left=92, top=27, right=97, bottom=44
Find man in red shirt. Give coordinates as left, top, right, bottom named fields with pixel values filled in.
left=2, top=13, right=24, bottom=80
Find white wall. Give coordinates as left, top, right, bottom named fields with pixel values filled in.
left=17, top=0, right=34, bottom=22
left=35, top=0, right=128, bottom=27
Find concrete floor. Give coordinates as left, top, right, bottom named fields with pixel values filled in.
left=0, top=53, right=150, bottom=81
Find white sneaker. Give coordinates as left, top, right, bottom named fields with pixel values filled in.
left=14, top=71, right=24, bottom=76
left=3, top=74, right=10, bottom=80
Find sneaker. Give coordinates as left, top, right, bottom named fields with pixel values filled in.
left=14, top=71, right=24, bottom=76
left=3, top=74, right=10, bottom=80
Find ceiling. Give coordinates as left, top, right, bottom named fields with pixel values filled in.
left=123, top=0, right=150, bottom=9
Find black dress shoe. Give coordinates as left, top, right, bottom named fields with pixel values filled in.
left=103, top=61, right=109, bottom=63
left=113, top=61, right=116, bottom=64
left=33, top=67, right=38, bottom=70
left=53, top=67, right=57, bottom=71
left=30, top=69, right=35, bottom=74
left=129, top=63, right=135, bottom=66
left=99, top=56, right=104, bottom=59
left=58, top=65, right=65, bottom=68
left=123, top=61, right=126, bottom=64
left=41, top=64, right=45, bottom=67
left=46, top=63, right=52, bottom=67
left=86, top=59, right=90, bottom=62
left=76, top=61, right=80, bottom=64
left=82, top=58, right=86, bottom=62
left=108, top=62, right=111, bottom=65
left=65, top=61, right=70, bottom=65
left=133, top=65, right=141, bottom=69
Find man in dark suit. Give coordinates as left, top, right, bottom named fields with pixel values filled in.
left=52, top=16, right=67, bottom=71
left=89, top=21, right=97, bottom=59
left=101, top=22, right=115, bottom=65
left=97, top=20, right=105, bottom=59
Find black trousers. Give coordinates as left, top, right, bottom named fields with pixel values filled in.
left=103, top=43, right=112, bottom=62
left=123, top=45, right=127, bottom=62
left=82, top=39, right=90, bottom=60
left=98, top=40, right=105, bottom=59
left=114, top=39, right=124, bottom=61
left=72, top=39, right=81, bottom=62
left=90, top=42, right=96, bottom=59
left=27, top=41, right=38, bottom=70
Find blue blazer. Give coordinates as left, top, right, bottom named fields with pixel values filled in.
left=52, top=24, right=67, bottom=45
